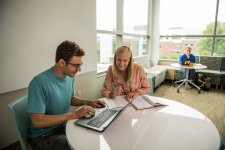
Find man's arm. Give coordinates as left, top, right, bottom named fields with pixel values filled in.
left=30, top=104, right=95, bottom=128
left=70, top=96, right=88, bottom=106
left=71, top=96, right=106, bottom=108
left=30, top=112, right=76, bottom=128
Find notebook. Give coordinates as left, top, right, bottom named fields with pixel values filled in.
left=74, top=97, right=131, bottom=132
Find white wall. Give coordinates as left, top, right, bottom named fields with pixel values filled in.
left=0, top=0, right=97, bottom=148
left=0, top=0, right=97, bottom=94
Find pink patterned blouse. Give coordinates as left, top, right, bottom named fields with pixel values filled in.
left=102, top=63, right=151, bottom=97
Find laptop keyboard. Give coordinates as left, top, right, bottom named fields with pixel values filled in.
left=87, top=109, right=117, bottom=128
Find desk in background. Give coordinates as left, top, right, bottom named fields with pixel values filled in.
left=171, top=63, right=207, bottom=93
left=66, top=96, right=220, bottom=150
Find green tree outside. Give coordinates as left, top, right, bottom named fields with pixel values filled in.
left=197, top=22, right=225, bottom=56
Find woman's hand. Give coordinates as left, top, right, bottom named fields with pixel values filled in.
left=125, top=91, right=139, bottom=101
left=110, top=87, right=123, bottom=98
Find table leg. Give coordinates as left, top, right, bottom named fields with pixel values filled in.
left=177, top=79, right=187, bottom=93
left=174, top=79, right=186, bottom=85
left=185, top=69, right=189, bottom=89
left=174, top=68, right=201, bottom=94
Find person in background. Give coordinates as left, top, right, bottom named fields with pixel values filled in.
left=178, top=45, right=196, bottom=79
left=28, top=40, right=105, bottom=150
left=102, top=45, right=151, bottom=100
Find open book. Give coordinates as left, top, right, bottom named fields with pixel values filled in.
left=131, top=95, right=167, bottom=110
left=102, top=95, right=167, bottom=110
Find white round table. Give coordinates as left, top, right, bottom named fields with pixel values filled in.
left=66, top=96, right=220, bottom=150
left=171, top=63, right=207, bottom=93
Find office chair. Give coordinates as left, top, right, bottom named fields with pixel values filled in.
left=8, top=95, right=30, bottom=150
left=220, top=136, right=225, bottom=150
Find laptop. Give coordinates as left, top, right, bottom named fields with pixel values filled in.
left=74, top=98, right=132, bottom=132
left=182, top=59, right=191, bottom=65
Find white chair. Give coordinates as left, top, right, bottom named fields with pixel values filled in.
left=8, top=95, right=30, bottom=150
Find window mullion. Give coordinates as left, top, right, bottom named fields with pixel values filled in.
left=212, top=0, right=220, bottom=56
left=116, top=0, right=123, bottom=45
left=147, top=0, right=152, bottom=57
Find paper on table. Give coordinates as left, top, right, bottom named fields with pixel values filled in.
left=102, top=95, right=128, bottom=109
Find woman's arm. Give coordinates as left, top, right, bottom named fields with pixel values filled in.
left=125, top=65, right=151, bottom=100
left=136, top=66, right=151, bottom=94
left=102, top=66, right=114, bottom=97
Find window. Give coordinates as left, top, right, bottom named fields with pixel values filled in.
left=123, top=36, right=147, bottom=57
left=97, top=0, right=225, bottom=71
left=214, top=0, right=225, bottom=56
left=159, top=0, right=225, bottom=59
left=216, top=0, right=225, bottom=35
left=123, top=0, right=148, bottom=34
left=97, top=33, right=116, bottom=64
left=160, top=0, right=216, bottom=35
left=97, top=0, right=150, bottom=73
left=97, top=0, right=116, bottom=31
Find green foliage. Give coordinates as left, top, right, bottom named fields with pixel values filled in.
left=197, top=38, right=212, bottom=55
left=215, top=38, right=225, bottom=56
left=202, top=22, right=214, bottom=35
left=198, top=22, right=225, bottom=56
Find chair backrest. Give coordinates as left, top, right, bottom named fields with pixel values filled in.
left=8, top=95, right=29, bottom=150
left=220, top=136, right=225, bottom=150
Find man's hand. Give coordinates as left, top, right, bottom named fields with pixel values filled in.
left=74, top=105, right=95, bottom=118
left=87, top=99, right=106, bottom=108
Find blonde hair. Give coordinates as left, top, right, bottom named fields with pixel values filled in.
left=112, top=46, right=133, bottom=82
left=185, top=45, right=192, bottom=52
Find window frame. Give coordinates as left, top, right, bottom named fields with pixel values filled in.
left=97, top=0, right=151, bottom=74
left=159, top=0, right=225, bottom=59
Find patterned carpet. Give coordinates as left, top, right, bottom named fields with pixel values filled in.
left=153, top=81, right=225, bottom=138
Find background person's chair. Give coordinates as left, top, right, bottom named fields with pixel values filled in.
left=8, top=95, right=30, bottom=150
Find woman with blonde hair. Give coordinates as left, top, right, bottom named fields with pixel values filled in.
left=102, top=45, right=151, bottom=100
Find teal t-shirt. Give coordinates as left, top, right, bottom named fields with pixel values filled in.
left=27, top=68, right=74, bottom=138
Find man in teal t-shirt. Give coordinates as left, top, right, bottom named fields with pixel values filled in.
left=28, top=41, right=105, bottom=150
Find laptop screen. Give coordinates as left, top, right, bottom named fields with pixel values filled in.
left=182, top=59, right=191, bottom=65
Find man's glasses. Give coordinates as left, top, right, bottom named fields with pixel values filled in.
left=68, top=62, right=83, bottom=69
